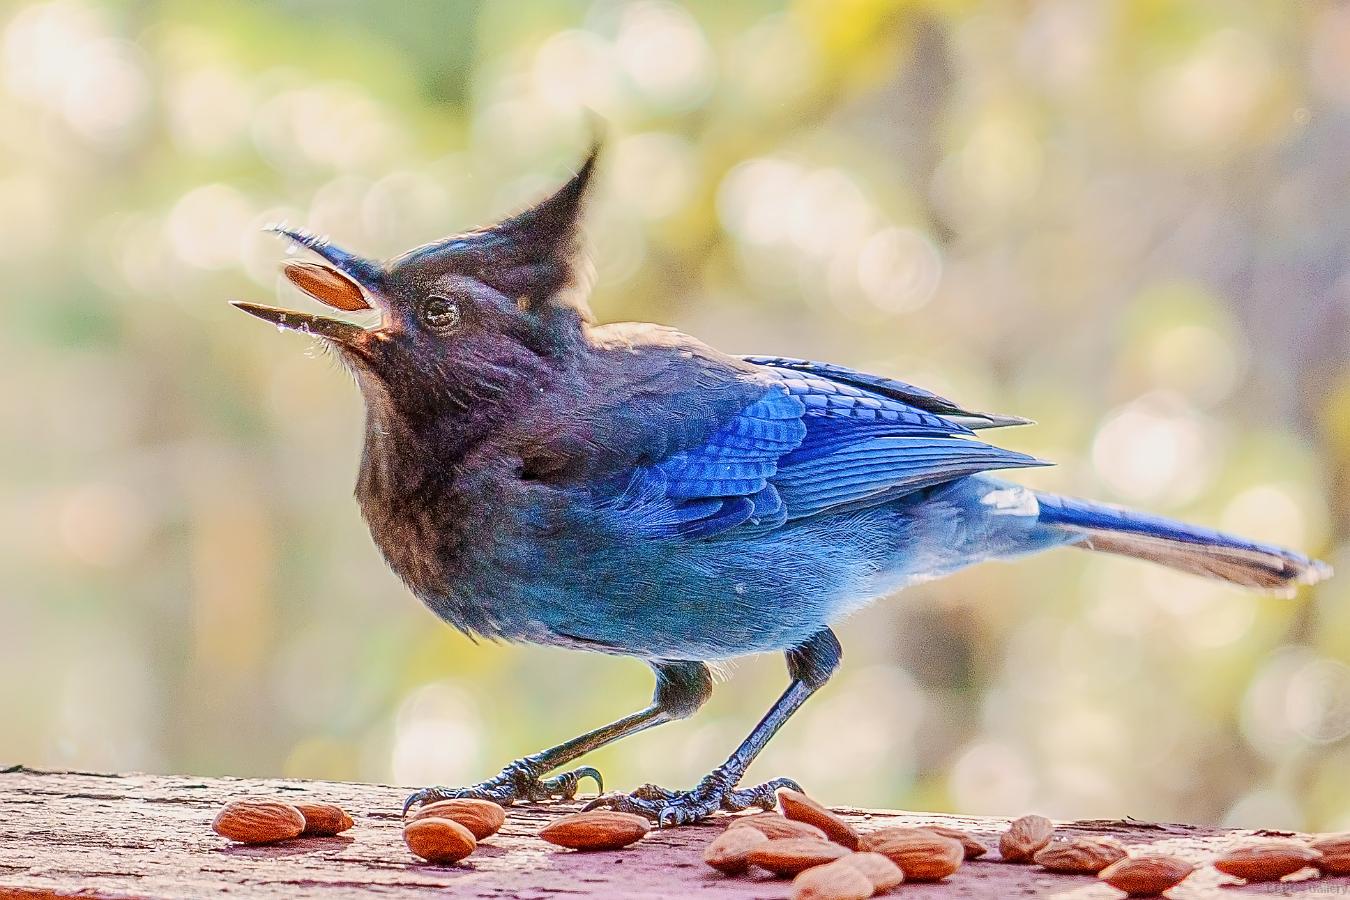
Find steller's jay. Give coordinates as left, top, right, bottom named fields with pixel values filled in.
left=234, top=143, right=1331, bottom=825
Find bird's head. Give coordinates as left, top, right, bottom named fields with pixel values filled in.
left=234, top=144, right=599, bottom=424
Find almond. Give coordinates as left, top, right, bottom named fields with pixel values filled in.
left=294, top=802, right=353, bottom=837
left=1034, top=837, right=1127, bottom=874
left=999, top=814, right=1054, bottom=862
left=729, top=812, right=829, bottom=842
left=1099, top=854, right=1194, bottom=897
left=704, top=826, right=769, bottom=875
left=778, top=788, right=859, bottom=849
left=857, top=826, right=924, bottom=852
left=403, top=816, right=476, bottom=864
left=747, top=837, right=850, bottom=877
left=407, top=798, right=505, bottom=840
left=842, top=851, right=905, bottom=893
left=282, top=260, right=370, bottom=311
left=539, top=810, right=650, bottom=851
left=925, top=825, right=988, bottom=859
left=1311, top=833, right=1350, bottom=876
left=1213, top=841, right=1322, bottom=882
left=860, top=827, right=964, bottom=881
left=791, top=857, right=875, bottom=900
left=212, top=799, right=306, bottom=844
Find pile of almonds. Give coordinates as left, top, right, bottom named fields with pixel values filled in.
left=1024, top=821, right=1350, bottom=895
left=209, top=788, right=1350, bottom=896
left=402, top=801, right=651, bottom=863
left=1210, top=835, right=1350, bottom=882
left=1004, top=815, right=1193, bottom=896
left=403, top=798, right=509, bottom=863
left=706, top=799, right=1350, bottom=898
left=212, top=798, right=353, bottom=844
left=704, top=789, right=973, bottom=898
left=210, top=795, right=649, bottom=867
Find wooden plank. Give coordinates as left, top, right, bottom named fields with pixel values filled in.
left=0, top=767, right=1342, bottom=898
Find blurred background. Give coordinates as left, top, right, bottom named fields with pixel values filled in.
left=3, top=0, right=1350, bottom=832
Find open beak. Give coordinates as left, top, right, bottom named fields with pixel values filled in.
left=230, top=301, right=367, bottom=342
left=232, top=228, right=386, bottom=343
left=266, top=225, right=385, bottom=291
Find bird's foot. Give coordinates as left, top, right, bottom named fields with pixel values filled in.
left=403, top=758, right=602, bottom=814
left=584, top=770, right=802, bottom=826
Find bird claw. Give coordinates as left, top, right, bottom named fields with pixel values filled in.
left=584, top=773, right=802, bottom=826
left=403, top=760, right=603, bottom=815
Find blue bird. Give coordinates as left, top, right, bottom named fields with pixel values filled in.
left=234, top=143, right=1331, bottom=825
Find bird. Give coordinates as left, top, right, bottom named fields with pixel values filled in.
left=233, top=141, right=1331, bottom=826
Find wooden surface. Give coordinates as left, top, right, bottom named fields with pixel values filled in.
left=1, top=766, right=1344, bottom=899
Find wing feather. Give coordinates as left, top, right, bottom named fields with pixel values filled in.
left=598, top=363, right=1045, bottom=540
left=743, top=355, right=1031, bottom=429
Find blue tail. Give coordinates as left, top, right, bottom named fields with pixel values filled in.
left=1036, top=493, right=1332, bottom=595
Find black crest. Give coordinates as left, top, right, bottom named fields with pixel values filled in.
left=387, top=143, right=600, bottom=318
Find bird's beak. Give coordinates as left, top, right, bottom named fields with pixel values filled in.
left=232, top=227, right=387, bottom=344
left=266, top=225, right=385, bottom=292
left=230, top=301, right=367, bottom=342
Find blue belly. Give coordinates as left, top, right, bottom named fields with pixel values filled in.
left=420, top=476, right=1076, bottom=660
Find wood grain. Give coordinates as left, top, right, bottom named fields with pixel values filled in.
left=0, top=767, right=1341, bottom=898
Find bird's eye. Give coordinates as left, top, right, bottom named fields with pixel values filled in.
left=422, top=295, right=461, bottom=331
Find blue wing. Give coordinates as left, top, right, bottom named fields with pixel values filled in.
left=600, top=362, right=1047, bottom=541
left=598, top=389, right=806, bottom=539
left=740, top=355, right=1032, bottom=430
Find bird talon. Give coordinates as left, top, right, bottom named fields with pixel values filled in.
left=631, top=782, right=675, bottom=802
left=404, top=760, right=605, bottom=815
left=402, top=787, right=446, bottom=816
left=535, top=765, right=603, bottom=801
left=584, top=775, right=803, bottom=826
left=583, top=791, right=661, bottom=818
left=720, top=777, right=798, bottom=813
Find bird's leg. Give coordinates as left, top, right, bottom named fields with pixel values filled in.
left=403, top=660, right=711, bottom=813
left=586, top=629, right=841, bottom=826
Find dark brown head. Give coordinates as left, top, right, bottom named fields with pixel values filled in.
left=233, top=144, right=599, bottom=428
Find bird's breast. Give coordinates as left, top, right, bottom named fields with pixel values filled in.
left=355, top=445, right=567, bottom=641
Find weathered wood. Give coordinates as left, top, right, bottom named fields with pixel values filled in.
left=0, top=767, right=1342, bottom=898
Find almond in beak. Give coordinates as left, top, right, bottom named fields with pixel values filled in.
left=283, top=260, right=371, bottom=312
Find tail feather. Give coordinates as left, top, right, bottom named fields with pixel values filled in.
left=1036, top=493, right=1332, bottom=595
